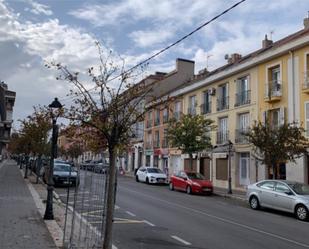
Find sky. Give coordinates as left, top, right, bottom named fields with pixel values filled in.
left=0, top=0, right=309, bottom=129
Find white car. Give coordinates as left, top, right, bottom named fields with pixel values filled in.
left=135, top=167, right=168, bottom=184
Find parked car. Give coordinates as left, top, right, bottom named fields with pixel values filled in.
left=247, top=180, right=309, bottom=221
left=135, top=167, right=167, bottom=184
left=43, top=163, right=79, bottom=187
left=94, top=163, right=109, bottom=174
left=169, top=171, right=213, bottom=195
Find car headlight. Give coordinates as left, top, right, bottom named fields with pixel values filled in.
left=192, top=182, right=201, bottom=187
left=150, top=176, right=155, bottom=179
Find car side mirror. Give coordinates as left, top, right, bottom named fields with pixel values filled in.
left=285, top=191, right=293, bottom=195
left=183, top=177, right=187, bottom=181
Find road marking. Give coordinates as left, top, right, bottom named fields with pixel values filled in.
left=120, top=187, right=309, bottom=248
left=171, top=235, right=191, bottom=246
left=113, top=217, right=144, bottom=224
left=143, top=220, right=155, bottom=227
left=125, top=211, right=136, bottom=217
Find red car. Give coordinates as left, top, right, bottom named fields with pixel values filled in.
left=169, top=171, right=213, bottom=195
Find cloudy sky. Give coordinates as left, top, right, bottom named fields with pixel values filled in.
left=0, top=0, right=308, bottom=128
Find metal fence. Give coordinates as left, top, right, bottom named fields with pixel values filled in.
left=63, top=165, right=110, bottom=249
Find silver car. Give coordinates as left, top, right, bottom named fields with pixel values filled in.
left=247, top=180, right=309, bottom=221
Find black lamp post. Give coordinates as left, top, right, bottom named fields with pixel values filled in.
left=227, top=140, right=233, bottom=194
left=44, top=98, right=62, bottom=220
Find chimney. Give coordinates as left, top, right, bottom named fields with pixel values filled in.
left=227, top=53, right=242, bottom=64
left=262, top=34, right=273, bottom=49
left=304, top=12, right=309, bottom=29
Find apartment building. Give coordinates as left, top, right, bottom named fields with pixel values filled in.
left=141, top=17, right=309, bottom=191
left=0, top=81, right=16, bottom=158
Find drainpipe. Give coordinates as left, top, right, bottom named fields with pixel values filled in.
left=289, top=50, right=295, bottom=122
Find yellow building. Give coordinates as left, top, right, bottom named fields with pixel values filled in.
left=164, top=17, right=309, bottom=191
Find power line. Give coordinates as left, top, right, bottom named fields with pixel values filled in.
left=59, top=0, right=247, bottom=101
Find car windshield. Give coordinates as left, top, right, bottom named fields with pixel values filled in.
left=288, top=183, right=309, bottom=195
left=54, top=164, right=72, bottom=172
left=186, top=172, right=205, bottom=180
left=147, top=168, right=163, bottom=173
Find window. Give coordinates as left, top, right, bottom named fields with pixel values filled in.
left=154, top=131, right=160, bottom=148
left=162, top=129, right=168, bottom=148
left=147, top=111, right=153, bottom=128
left=239, top=153, right=250, bottom=185
left=154, top=109, right=160, bottom=126
left=304, top=54, right=309, bottom=89
left=174, top=101, right=181, bottom=120
left=163, top=108, right=169, bottom=123
left=217, top=117, right=228, bottom=144
left=236, top=113, right=250, bottom=143
left=306, top=102, right=309, bottom=137
left=201, top=91, right=211, bottom=114
left=217, top=83, right=229, bottom=111
left=258, top=181, right=275, bottom=190
left=235, top=76, right=250, bottom=106
left=275, top=182, right=290, bottom=193
left=266, top=65, right=282, bottom=98
left=188, top=95, right=196, bottom=115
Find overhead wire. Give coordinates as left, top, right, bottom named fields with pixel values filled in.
left=58, top=0, right=247, bottom=102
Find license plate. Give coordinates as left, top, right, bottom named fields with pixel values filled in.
left=203, top=188, right=211, bottom=191
left=64, top=181, right=71, bottom=184
left=158, top=179, right=164, bottom=183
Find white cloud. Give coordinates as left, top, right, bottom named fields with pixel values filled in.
left=129, top=29, right=174, bottom=48
left=25, top=0, right=53, bottom=16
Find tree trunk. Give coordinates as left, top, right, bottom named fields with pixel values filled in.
left=189, top=153, right=193, bottom=171
left=102, top=147, right=117, bottom=249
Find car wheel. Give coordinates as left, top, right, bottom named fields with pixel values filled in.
left=136, top=175, right=139, bottom=182
left=249, top=196, right=260, bottom=210
left=146, top=177, right=149, bottom=184
left=169, top=182, right=174, bottom=191
left=295, top=204, right=308, bottom=221
left=186, top=186, right=192, bottom=195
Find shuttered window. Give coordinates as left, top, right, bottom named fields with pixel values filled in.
left=216, top=158, right=228, bottom=180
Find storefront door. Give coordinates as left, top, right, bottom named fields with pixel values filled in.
left=239, top=153, right=250, bottom=186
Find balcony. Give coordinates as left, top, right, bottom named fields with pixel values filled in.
left=154, top=118, right=160, bottom=126
left=265, top=80, right=282, bottom=102
left=302, top=71, right=309, bottom=93
left=200, top=102, right=211, bottom=115
left=235, top=129, right=249, bottom=144
left=187, top=107, right=196, bottom=115
left=146, top=119, right=153, bottom=128
left=153, top=140, right=160, bottom=148
left=217, top=96, right=229, bottom=111
left=161, top=138, right=168, bottom=148
left=235, top=90, right=251, bottom=107
left=163, top=115, right=169, bottom=124
left=216, top=131, right=229, bottom=144
left=145, top=141, right=153, bottom=149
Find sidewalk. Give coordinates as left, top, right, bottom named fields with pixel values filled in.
left=0, top=160, right=58, bottom=249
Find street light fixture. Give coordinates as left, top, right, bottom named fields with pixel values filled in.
left=44, top=97, right=63, bottom=220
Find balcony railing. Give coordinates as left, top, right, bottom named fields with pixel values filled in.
left=154, top=118, right=160, bottom=126
left=161, top=138, right=168, bottom=148
left=146, top=119, right=153, bottom=128
left=200, top=102, right=211, bottom=114
left=235, top=90, right=251, bottom=107
left=145, top=141, right=153, bottom=149
left=265, top=80, right=282, bottom=99
left=153, top=140, right=160, bottom=148
left=235, top=129, right=249, bottom=144
left=216, top=131, right=229, bottom=144
left=217, top=96, right=229, bottom=111
left=187, top=107, right=196, bottom=115
left=163, top=115, right=169, bottom=123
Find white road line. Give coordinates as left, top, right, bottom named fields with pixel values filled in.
left=125, top=211, right=136, bottom=217
left=171, top=235, right=191, bottom=246
left=120, top=187, right=309, bottom=248
left=143, top=220, right=155, bottom=227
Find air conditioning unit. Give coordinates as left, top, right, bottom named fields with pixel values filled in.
left=208, top=88, right=216, bottom=96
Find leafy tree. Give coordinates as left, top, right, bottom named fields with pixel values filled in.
left=167, top=114, right=215, bottom=171
left=48, top=43, right=156, bottom=249
left=244, top=121, right=308, bottom=179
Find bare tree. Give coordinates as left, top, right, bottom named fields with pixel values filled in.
left=49, top=43, right=154, bottom=249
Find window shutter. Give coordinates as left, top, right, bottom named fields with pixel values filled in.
left=279, top=107, right=285, bottom=125
left=262, top=111, right=267, bottom=125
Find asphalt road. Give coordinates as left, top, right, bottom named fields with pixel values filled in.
left=55, top=171, right=309, bottom=249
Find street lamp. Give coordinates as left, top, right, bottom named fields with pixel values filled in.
left=227, top=140, right=233, bottom=194
left=44, top=97, right=63, bottom=220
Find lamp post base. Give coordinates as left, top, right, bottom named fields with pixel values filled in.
left=44, top=185, right=54, bottom=220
